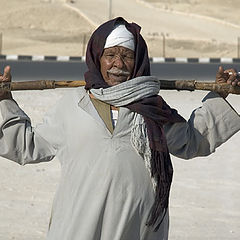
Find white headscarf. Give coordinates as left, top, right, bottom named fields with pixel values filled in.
left=104, top=24, right=135, bottom=51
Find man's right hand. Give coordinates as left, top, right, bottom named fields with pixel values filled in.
left=0, top=66, right=13, bottom=100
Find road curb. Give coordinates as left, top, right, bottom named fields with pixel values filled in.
left=0, top=55, right=85, bottom=62
left=149, top=57, right=240, bottom=63
left=0, top=55, right=240, bottom=64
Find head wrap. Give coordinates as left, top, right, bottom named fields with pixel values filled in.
left=84, top=17, right=149, bottom=89
left=104, top=24, right=135, bottom=51
left=84, top=17, right=185, bottom=231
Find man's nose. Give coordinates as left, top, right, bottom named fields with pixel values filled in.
left=113, top=55, right=124, bottom=68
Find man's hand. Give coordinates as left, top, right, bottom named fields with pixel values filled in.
left=0, top=66, right=13, bottom=100
left=216, top=66, right=240, bottom=98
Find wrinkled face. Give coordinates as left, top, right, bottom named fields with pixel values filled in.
left=100, top=46, right=135, bottom=86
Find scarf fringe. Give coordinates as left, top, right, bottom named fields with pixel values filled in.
left=131, top=114, right=173, bottom=232
left=146, top=150, right=173, bottom=231
left=130, top=114, right=157, bottom=191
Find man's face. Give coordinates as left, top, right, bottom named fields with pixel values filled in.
left=100, top=46, right=135, bottom=86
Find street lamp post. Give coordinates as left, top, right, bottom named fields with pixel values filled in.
left=161, top=33, right=166, bottom=58
left=238, top=37, right=240, bottom=58
left=109, top=0, right=112, bottom=20
left=0, top=32, right=2, bottom=55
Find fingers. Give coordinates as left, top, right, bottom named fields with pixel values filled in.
left=216, top=66, right=227, bottom=83
left=216, top=66, right=240, bottom=86
left=224, top=68, right=238, bottom=86
left=0, top=66, right=12, bottom=82
left=0, top=66, right=13, bottom=100
left=218, top=65, right=224, bottom=74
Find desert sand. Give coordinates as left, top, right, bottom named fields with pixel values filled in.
left=1, top=0, right=240, bottom=57
left=0, top=0, right=240, bottom=239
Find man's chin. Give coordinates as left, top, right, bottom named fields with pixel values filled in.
left=105, top=77, right=128, bottom=86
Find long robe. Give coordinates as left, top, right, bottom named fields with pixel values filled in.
left=0, top=88, right=239, bottom=240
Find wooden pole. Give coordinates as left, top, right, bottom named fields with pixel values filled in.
left=0, top=80, right=86, bottom=91
left=1, top=79, right=240, bottom=95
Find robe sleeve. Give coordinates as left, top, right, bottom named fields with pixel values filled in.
left=0, top=99, right=64, bottom=165
left=164, top=92, right=240, bottom=159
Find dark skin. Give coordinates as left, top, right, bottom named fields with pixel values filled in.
left=216, top=66, right=239, bottom=98
left=217, top=65, right=240, bottom=86
left=0, top=65, right=12, bottom=100
left=0, top=64, right=239, bottom=99
left=100, top=46, right=135, bottom=86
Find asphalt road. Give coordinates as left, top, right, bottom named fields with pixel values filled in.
left=0, top=60, right=239, bottom=82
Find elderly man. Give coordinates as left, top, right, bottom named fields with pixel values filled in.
left=0, top=17, right=240, bottom=240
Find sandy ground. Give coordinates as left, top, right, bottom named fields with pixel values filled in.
left=0, top=0, right=95, bottom=56
left=0, top=90, right=240, bottom=240
left=0, top=0, right=239, bottom=57
left=0, top=0, right=240, bottom=239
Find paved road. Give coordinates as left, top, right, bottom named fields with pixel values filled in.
left=0, top=60, right=86, bottom=81
left=0, top=60, right=239, bottom=82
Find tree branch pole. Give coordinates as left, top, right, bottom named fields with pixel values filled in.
left=1, top=79, right=240, bottom=95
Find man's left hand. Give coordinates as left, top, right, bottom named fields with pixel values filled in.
left=216, top=66, right=240, bottom=98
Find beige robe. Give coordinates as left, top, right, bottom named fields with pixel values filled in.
left=0, top=88, right=239, bottom=240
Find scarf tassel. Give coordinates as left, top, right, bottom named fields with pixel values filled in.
left=146, top=150, right=173, bottom=231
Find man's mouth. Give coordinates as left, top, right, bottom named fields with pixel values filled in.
left=107, top=68, right=130, bottom=77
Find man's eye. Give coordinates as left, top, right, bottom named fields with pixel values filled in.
left=105, top=54, right=115, bottom=58
left=124, top=54, right=134, bottom=59
left=104, top=52, right=114, bottom=56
